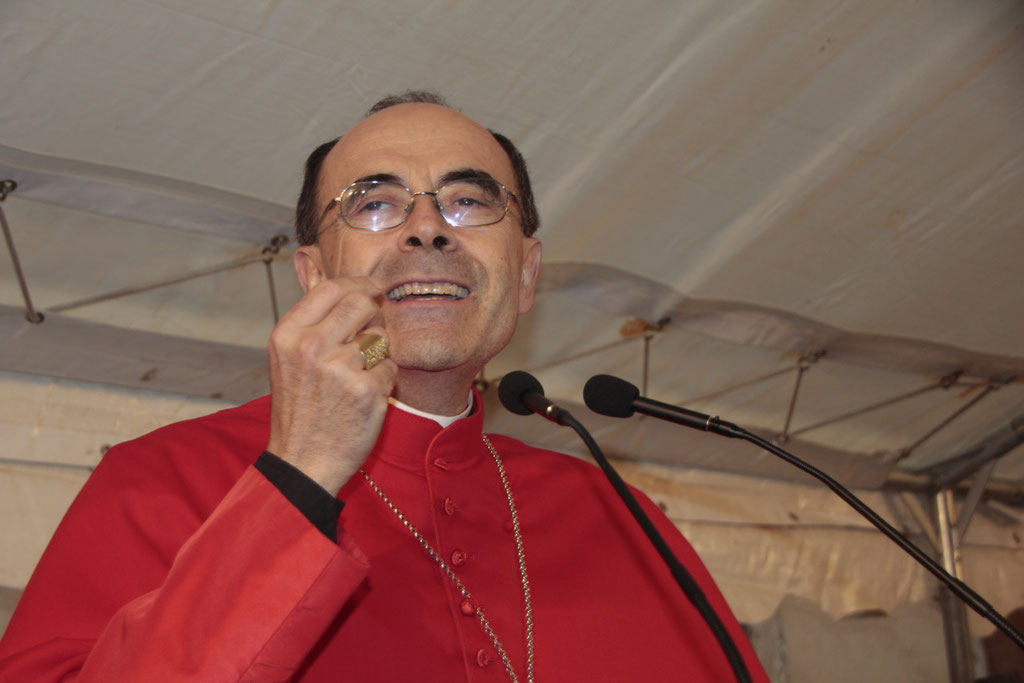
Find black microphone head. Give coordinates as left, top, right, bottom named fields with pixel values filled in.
left=583, top=374, right=639, bottom=418
left=498, top=370, right=545, bottom=416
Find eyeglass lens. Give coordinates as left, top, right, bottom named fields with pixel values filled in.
left=339, top=180, right=507, bottom=231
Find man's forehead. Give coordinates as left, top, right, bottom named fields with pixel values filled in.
left=320, top=103, right=513, bottom=191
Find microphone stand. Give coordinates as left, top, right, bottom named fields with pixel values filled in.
left=558, top=412, right=754, bottom=683
left=744, top=428, right=1024, bottom=652
left=614, top=386, right=1024, bottom=653
left=498, top=371, right=754, bottom=683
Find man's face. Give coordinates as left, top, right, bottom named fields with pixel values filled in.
left=295, top=103, right=542, bottom=377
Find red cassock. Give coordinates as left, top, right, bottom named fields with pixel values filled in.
left=0, top=392, right=768, bottom=682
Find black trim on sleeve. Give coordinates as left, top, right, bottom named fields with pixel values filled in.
left=254, top=451, right=344, bottom=542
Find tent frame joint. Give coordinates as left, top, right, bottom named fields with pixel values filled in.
left=261, top=234, right=290, bottom=324
left=0, top=179, right=45, bottom=324
left=777, top=350, right=826, bottom=444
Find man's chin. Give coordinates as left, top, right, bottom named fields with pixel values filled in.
left=389, top=343, right=468, bottom=374
left=386, top=326, right=509, bottom=376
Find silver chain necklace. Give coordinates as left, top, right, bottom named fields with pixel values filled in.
left=359, top=434, right=535, bottom=683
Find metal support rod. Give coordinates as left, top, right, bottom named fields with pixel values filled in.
left=521, top=337, right=637, bottom=375
left=886, top=470, right=1023, bottom=507
left=936, top=489, right=973, bottom=683
left=0, top=180, right=44, bottom=324
left=779, top=354, right=821, bottom=442
left=899, top=383, right=996, bottom=460
left=954, top=459, right=996, bottom=545
left=985, top=499, right=1024, bottom=523
left=937, top=490, right=960, bottom=574
left=47, top=235, right=291, bottom=315
left=641, top=334, right=652, bottom=396
left=262, top=234, right=288, bottom=325
left=682, top=365, right=796, bottom=404
left=899, top=491, right=940, bottom=554
left=264, top=259, right=280, bottom=324
left=48, top=254, right=264, bottom=314
left=0, top=456, right=95, bottom=473
left=788, top=382, right=947, bottom=438
left=931, top=415, right=1024, bottom=487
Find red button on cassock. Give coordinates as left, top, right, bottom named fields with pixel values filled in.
left=450, top=549, right=467, bottom=567
left=460, top=598, right=477, bottom=616
left=443, top=497, right=458, bottom=516
left=476, top=648, right=493, bottom=667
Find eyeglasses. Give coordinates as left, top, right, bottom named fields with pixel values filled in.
left=320, top=177, right=518, bottom=232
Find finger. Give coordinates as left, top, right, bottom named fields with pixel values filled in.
left=270, top=292, right=378, bottom=364
left=311, top=292, right=381, bottom=348
left=282, top=277, right=383, bottom=328
left=365, top=357, right=399, bottom=394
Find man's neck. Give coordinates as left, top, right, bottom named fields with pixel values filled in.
left=392, top=367, right=476, bottom=416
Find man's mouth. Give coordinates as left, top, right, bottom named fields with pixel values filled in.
left=386, top=282, right=470, bottom=302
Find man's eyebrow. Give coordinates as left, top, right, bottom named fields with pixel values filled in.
left=352, top=172, right=402, bottom=185
left=438, top=168, right=500, bottom=185
left=347, top=168, right=501, bottom=189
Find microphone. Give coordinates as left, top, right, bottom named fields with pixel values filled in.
left=582, top=373, right=1024, bottom=653
left=584, top=374, right=743, bottom=438
left=498, top=370, right=573, bottom=425
left=497, top=370, right=754, bottom=683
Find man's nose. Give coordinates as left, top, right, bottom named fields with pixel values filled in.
left=399, top=193, right=458, bottom=251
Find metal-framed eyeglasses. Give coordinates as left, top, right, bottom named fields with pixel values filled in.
left=319, top=177, right=518, bottom=232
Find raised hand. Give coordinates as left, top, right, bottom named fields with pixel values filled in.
left=266, top=277, right=398, bottom=494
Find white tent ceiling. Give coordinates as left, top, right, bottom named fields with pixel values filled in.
left=3, top=0, right=1022, bottom=489
left=3, top=1, right=1024, bottom=667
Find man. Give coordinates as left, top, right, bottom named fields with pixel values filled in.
left=0, top=93, right=767, bottom=681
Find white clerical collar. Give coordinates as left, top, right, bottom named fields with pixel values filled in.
left=388, top=393, right=473, bottom=428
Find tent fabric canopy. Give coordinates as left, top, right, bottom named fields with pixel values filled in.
left=3, top=0, right=1022, bottom=487
left=1, top=0, right=1022, bottom=655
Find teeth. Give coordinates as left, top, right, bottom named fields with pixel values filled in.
left=386, top=282, right=469, bottom=302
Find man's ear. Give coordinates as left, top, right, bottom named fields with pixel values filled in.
left=294, top=245, right=326, bottom=294
left=518, top=237, right=543, bottom=315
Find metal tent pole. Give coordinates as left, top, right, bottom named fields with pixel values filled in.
left=936, top=488, right=973, bottom=683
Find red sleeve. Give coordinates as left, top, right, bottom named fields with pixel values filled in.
left=0, top=461, right=369, bottom=681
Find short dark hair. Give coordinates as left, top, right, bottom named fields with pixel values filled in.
left=294, top=91, right=540, bottom=245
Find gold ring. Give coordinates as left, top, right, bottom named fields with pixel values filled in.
left=356, top=333, right=388, bottom=370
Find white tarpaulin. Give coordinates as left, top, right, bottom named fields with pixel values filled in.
left=1, top=0, right=1022, bottom=675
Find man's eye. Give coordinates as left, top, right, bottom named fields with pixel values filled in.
left=360, top=199, right=392, bottom=212
left=349, top=194, right=400, bottom=216
left=445, top=184, right=499, bottom=209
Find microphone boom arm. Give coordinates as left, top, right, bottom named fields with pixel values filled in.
left=559, top=412, right=754, bottom=683
left=498, top=371, right=754, bottom=682
left=588, top=374, right=1024, bottom=653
